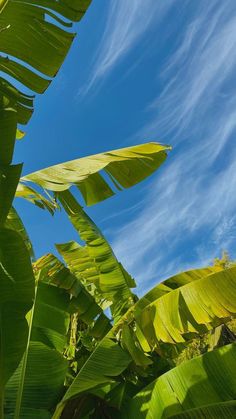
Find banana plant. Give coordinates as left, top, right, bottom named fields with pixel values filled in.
left=0, top=0, right=92, bottom=219
left=0, top=1, right=94, bottom=417
left=44, top=194, right=236, bottom=417
left=0, top=1, right=235, bottom=419
left=3, top=189, right=236, bottom=418
left=4, top=253, right=112, bottom=418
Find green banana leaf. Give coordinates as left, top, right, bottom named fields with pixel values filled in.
left=17, top=142, right=171, bottom=207
left=110, top=266, right=223, bottom=354
left=15, top=183, right=57, bottom=214
left=121, top=324, right=152, bottom=367
left=52, top=332, right=131, bottom=418
left=6, top=408, right=51, bottom=419
left=0, top=163, right=22, bottom=226
left=57, top=190, right=136, bottom=321
left=35, top=253, right=111, bottom=330
left=51, top=265, right=233, bottom=417
left=135, top=265, right=222, bottom=311
left=0, top=228, right=35, bottom=413
left=133, top=267, right=225, bottom=350
left=124, top=343, right=236, bottom=418
left=0, top=0, right=91, bottom=124
left=5, top=207, right=34, bottom=258
left=0, top=105, right=17, bottom=165
left=56, top=241, right=103, bottom=299
left=5, top=342, right=68, bottom=419
left=136, top=266, right=236, bottom=346
left=5, top=265, right=72, bottom=417
left=170, top=401, right=236, bottom=419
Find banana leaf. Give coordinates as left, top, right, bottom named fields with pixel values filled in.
left=5, top=207, right=34, bottom=258
left=135, top=265, right=222, bottom=311
left=52, top=332, right=131, bottom=418
left=136, top=266, right=236, bottom=346
left=35, top=253, right=111, bottom=330
left=0, top=0, right=91, bottom=124
left=0, top=163, right=22, bottom=226
left=57, top=190, right=136, bottom=321
left=17, top=142, right=171, bottom=207
left=124, top=343, right=236, bottom=418
left=170, top=401, right=236, bottom=419
left=5, top=343, right=68, bottom=418
left=5, top=264, right=72, bottom=417
left=0, top=228, right=35, bottom=413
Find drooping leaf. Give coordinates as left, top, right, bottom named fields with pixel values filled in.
left=124, top=344, right=236, bottom=418
left=35, top=253, right=111, bottom=328
left=57, top=190, right=136, bottom=321
left=17, top=142, right=171, bottom=207
left=136, top=266, right=236, bottom=346
left=0, top=0, right=92, bottom=125
left=0, top=78, right=33, bottom=126
left=110, top=266, right=227, bottom=361
left=16, top=183, right=57, bottom=214
left=135, top=265, right=223, bottom=311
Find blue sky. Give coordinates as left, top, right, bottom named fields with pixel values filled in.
left=15, top=0, right=236, bottom=295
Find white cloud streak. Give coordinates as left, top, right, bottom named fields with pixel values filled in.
left=109, top=0, right=236, bottom=293
left=79, top=0, right=174, bottom=95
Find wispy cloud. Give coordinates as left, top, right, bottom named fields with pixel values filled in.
left=79, top=0, right=174, bottom=95
left=109, top=0, right=236, bottom=293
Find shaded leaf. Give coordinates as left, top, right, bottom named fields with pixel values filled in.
left=170, top=401, right=236, bottom=419
left=124, top=344, right=236, bottom=418
left=53, top=332, right=131, bottom=417
left=5, top=342, right=68, bottom=416
left=0, top=105, right=17, bottom=165
left=5, top=265, right=72, bottom=417
left=0, top=228, right=34, bottom=390
left=0, top=163, right=22, bottom=226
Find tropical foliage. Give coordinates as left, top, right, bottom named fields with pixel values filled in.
left=0, top=1, right=235, bottom=418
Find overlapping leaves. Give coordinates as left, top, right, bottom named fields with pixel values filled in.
left=125, top=344, right=236, bottom=418
left=136, top=266, right=236, bottom=347
left=0, top=0, right=92, bottom=124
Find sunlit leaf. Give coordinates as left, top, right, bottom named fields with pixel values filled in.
left=136, top=267, right=236, bottom=346
left=58, top=190, right=136, bottom=321
left=17, top=143, right=171, bottom=206
left=125, top=344, right=236, bottom=418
